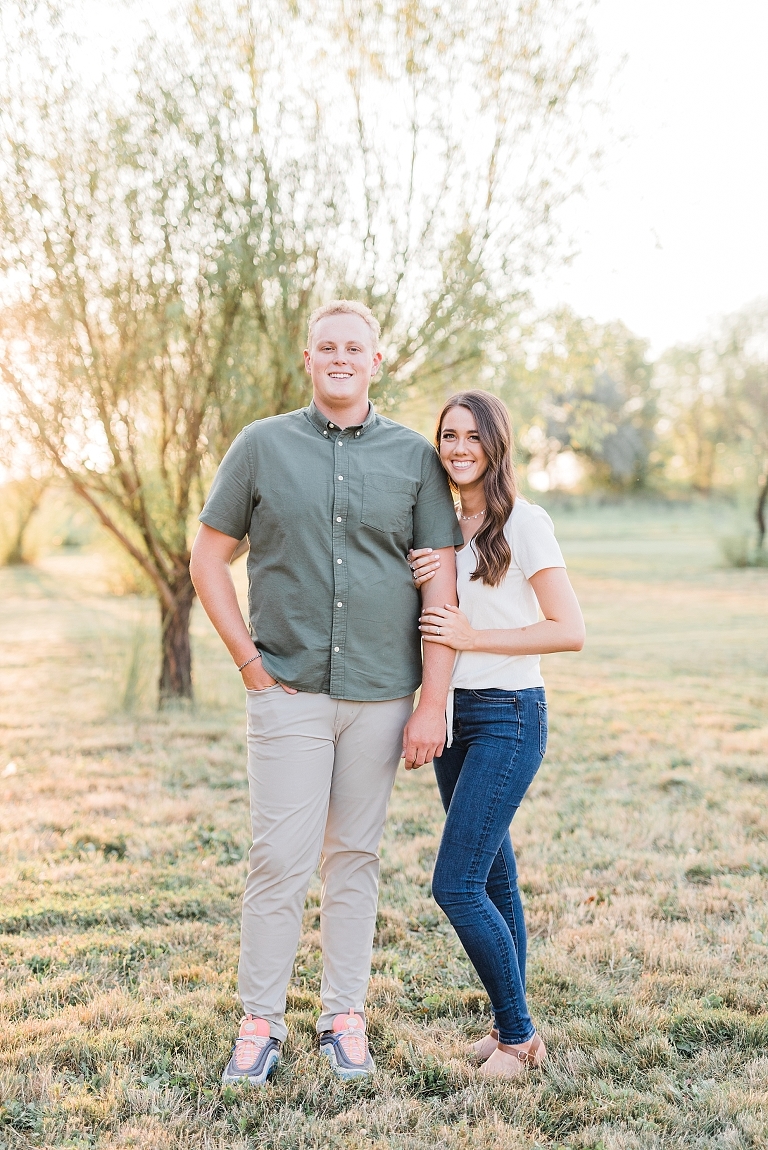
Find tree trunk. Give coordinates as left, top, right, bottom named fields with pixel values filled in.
left=5, top=519, right=31, bottom=565
left=756, top=473, right=768, bottom=552
left=5, top=483, right=47, bottom=565
left=158, top=570, right=196, bottom=705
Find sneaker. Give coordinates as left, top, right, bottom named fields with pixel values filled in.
left=221, top=1016, right=280, bottom=1085
left=319, top=1009, right=375, bottom=1080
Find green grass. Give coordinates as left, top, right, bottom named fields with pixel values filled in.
left=1, top=500, right=768, bottom=1148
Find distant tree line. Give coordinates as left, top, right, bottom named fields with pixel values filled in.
left=502, top=304, right=768, bottom=554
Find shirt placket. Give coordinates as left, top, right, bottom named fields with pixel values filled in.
left=330, top=428, right=349, bottom=696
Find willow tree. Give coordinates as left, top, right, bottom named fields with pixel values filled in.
left=0, top=0, right=596, bottom=703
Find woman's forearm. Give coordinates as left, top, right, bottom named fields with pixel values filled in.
left=466, top=566, right=585, bottom=656
left=469, top=618, right=585, bottom=656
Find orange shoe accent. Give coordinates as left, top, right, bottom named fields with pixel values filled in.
left=233, top=1015, right=271, bottom=1072
left=331, top=1009, right=367, bottom=1065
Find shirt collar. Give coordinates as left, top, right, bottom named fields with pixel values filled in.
left=306, top=398, right=377, bottom=438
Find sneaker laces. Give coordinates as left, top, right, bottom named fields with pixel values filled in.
left=233, top=1015, right=271, bottom=1071
left=332, top=1009, right=367, bottom=1064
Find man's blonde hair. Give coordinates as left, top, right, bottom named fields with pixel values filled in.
left=307, top=299, right=381, bottom=351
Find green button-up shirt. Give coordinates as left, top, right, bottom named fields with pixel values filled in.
left=199, top=400, right=463, bottom=700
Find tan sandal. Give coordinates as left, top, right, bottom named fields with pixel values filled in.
left=470, top=1027, right=499, bottom=1061
left=479, top=1032, right=546, bottom=1079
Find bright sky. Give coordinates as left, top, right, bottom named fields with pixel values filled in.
left=21, top=0, right=768, bottom=364
left=90, top=0, right=768, bottom=356
left=534, top=0, right=768, bottom=355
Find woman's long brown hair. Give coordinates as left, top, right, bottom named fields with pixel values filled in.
left=436, top=391, right=518, bottom=587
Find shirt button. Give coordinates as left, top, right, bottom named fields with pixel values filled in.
left=336, top=516, right=342, bottom=522
left=337, top=475, right=343, bottom=481
left=355, top=432, right=360, bottom=437
left=323, top=430, right=328, bottom=436
left=329, top=423, right=335, bottom=429
left=336, top=602, right=342, bottom=607
left=337, top=558, right=342, bottom=564
left=334, top=646, right=340, bottom=652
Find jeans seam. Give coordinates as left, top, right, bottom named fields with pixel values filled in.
left=466, top=699, right=522, bottom=886
left=496, top=846, right=519, bottom=955
left=537, top=700, right=548, bottom=758
left=473, top=900, right=525, bottom=1037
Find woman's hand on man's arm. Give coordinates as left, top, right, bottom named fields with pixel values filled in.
left=419, top=604, right=477, bottom=650
left=407, top=547, right=441, bottom=587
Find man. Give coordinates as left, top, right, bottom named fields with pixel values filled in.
left=190, top=299, right=461, bottom=1084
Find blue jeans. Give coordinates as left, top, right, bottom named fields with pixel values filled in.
left=432, top=687, right=547, bottom=1045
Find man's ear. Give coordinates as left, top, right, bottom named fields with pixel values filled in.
left=303, top=349, right=312, bottom=375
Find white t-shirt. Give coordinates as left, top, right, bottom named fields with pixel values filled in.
left=450, top=499, right=566, bottom=696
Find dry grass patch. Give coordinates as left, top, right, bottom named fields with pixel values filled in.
left=2, top=502, right=768, bottom=1148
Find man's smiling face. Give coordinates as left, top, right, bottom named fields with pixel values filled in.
left=304, top=313, right=382, bottom=415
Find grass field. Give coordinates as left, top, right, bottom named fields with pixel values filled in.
left=2, top=499, right=768, bottom=1149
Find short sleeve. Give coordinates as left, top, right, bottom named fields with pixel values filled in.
left=507, top=503, right=566, bottom=579
left=198, top=429, right=255, bottom=540
left=412, top=448, right=464, bottom=550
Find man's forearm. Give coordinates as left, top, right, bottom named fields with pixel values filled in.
left=419, top=641, right=456, bottom=710
left=417, top=547, right=457, bottom=710
left=194, top=561, right=255, bottom=665
left=189, top=537, right=256, bottom=667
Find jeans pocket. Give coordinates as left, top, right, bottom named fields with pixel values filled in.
left=537, top=701, right=548, bottom=757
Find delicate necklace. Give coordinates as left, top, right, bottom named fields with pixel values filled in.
left=459, top=508, right=486, bottom=521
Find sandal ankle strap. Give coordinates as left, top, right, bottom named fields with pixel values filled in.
left=497, top=1033, right=542, bottom=1064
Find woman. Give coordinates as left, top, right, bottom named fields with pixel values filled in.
left=408, top=390, right=585, bottom=1079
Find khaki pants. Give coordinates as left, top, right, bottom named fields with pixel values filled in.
left=239, top=687, right=414, bottom=1040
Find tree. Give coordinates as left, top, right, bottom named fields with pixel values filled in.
left=0, top=475, right=49, bottom=565
left=0, top=0, right=596, bottom=703
left=504, top=310, right=658, bottom=490
left=654, top=344, right=730, bottom=495
left=657, top=302, right=768, bottom=549
left=714, top=303, right=768, bottom=550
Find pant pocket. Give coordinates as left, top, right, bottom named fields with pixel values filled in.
left=537, top=701, right=548, bottom=757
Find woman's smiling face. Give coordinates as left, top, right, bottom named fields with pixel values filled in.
left=438, top=405, right=488, bottom=487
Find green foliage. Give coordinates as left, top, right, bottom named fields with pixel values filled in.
left=669, top=1008, right=768, bottom=1057
left=656, top=299, right=768, bottom=547
left=504, top=310, right=658, bottom=491
left=0, top=1101, right=44, bottom=1133
left=718, top=532, right=768, bottom=568
left=192, top=824, right=245, bottom=866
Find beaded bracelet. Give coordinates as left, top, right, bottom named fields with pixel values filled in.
left=237, top=652, right=262, bottom=672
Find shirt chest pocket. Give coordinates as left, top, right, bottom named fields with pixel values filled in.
left=361, top=473, right=417, bottom=534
